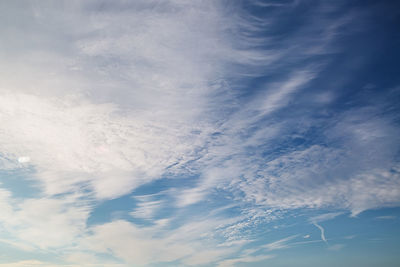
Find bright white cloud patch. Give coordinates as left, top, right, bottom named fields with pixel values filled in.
left=17, top=157, right=30, bottom=163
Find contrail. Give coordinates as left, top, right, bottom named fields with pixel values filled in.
left=313, top=222, right=328, bottom=244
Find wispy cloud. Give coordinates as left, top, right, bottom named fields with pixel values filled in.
left=375, top=215, right=396, bottom=220
left=313, top=222, right=328, bottom=244
left=262, top=235, right=299, bottom=250
left=327, top=244, right=346, bottom=251
left=130, top=197, right=164, bottom=220
left=311, top=212, right=343, bottom=223
left=0, top=0, right=399, bottom=266
left=217, top=254, right=274, bottom=267
left=309, top=212, right=343, bottom=245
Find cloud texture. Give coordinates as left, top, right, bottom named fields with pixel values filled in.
left=0, top=0, right=399, bottom=266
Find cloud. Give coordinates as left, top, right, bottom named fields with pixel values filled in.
left=254, top=71, right=315, bottom=117
left=262, top=235, right=299, bottom=251
left=0, top=260, right=125, bottom=267
left=313, top=223, right=328, bottom=244
left=309, top=212, right=343, bottom=245
left=310, top=212, right=343, bottom=223
left=79, top=214, right=244, bottom=266
left=0, top=261, right=49, bottom=267
left=0, top=0, right=248, bottom=201
left=327, top=244, right=346, bottom=251
left=182, top=248, right=236, bottom=266
left=0, top=187, right=90, bottom=250
left=217, top=254, right=274, bottom=267
left=130, top=199, right=164, bottom=220
left=17, top=157, right=30, bottom=163
left=0, top=0, right=399, bottom=266
left=0, top=92, right=212, bottom=199
left=375, top=216, right=396, bottom=220
left=81, top=220, right=193, bottom=265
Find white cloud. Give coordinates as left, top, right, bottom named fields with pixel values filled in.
left=79, top=215, right=244, bottom=266
left=0, top=261, right=49, bottom=267
left=130, top=199, right=163, bottom=219
left=182, top=248, right=235, bottom=266
left=0, top=92, right=212, bottom=199
left=17, top=157, right=30, bottom=163
left=217, top=254, right=274, bottom=267
left=313, top=223, right=327, bottom=244
left=0, top=0, right=249, bottom=201
left=0, top=188, right=90, bottom=250
left=310, top=212, right=343, bottom=223
left=0, top=260, right=125, bottom=267
left=262, top=235, right=298, bottom=251
left=82, top=220, right=193, bottom=265
left=0, top=0, right=399, bottom=266
left=255, top=71, right=315, bottom=117
left=308, top=212, right=343, bottom=245
left=0, top=1, right=265, bottom=263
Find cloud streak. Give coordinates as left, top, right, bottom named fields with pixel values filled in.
left=313, top=223, right=327, bottom=244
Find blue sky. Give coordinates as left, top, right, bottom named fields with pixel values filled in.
left=0, top=0, right=399, bottom=266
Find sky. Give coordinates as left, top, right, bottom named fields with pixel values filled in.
left=0, top=0, right=400, bottom=266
